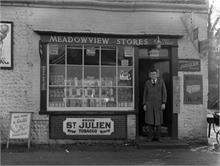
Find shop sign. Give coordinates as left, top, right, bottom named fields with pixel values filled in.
left=40, top=35, right=177, bottom=46
left=178, top=59, right=200, bottom=72
left=9, top=112, right=32, bottom=139
left=0, top=22, right=13, bottom=69
left=184, top=75, right=203, bottom=104
left=63, top=118, right=114, bottom=135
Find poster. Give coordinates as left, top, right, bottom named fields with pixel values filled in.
left=9, top=113, right=32, bottom=139
left=0, top=22, right=13, bottom=69
left=63, top=118, right=114, bottom=135
left=184, top=75, right=203, bottom=104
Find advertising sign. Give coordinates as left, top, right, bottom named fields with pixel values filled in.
left=63, top=118, right=114, bottom=135
left=0, top=22, right=13, bottom=69
left=9, top=113, right=32, bottom=139
left=184, top=75, right=203, bottom=104
left=178, top=59, right=200, bottom=72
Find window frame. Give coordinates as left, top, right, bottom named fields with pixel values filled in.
left=46, top=43, right=135, bottom=111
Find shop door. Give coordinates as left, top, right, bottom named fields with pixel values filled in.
left=138, top=58, right=172, bottom=137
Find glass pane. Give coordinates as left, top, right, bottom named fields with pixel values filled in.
left=84, top=66, right=100, bottom=87
left=118, top=67, right=133, bottom=86
left=101, top=46, right=116, bottom=66
left=49, top=65, right=65, bottom=85
left=49, top=44, right=65, bottom=64
left=101, top=66, right=116, bottom=86
left=118, top=46, right=133, bottom=66
left=67, top=66, right=82, bottom=86
left=101, top=87, right=116, bottom=107
left=67, top=46, right=83, bottom=65
left=118, top=88, right=133, bottom=107
left=49, top=87, right=65, bottom=107
left=84, top=46, right=100, bottom=65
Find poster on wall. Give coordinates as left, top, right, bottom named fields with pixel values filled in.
left=0, top=22, right=13, bottom=69
left=184, top=75, right=203, bottom=104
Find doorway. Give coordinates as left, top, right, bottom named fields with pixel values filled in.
left=138, top=48, right=172, bottom=137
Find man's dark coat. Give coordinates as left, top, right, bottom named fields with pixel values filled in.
left=143, top=78, right=167, bottom=126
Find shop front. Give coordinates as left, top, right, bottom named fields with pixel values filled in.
left=38, top=33, right=179, bottom=140
left=0, top=0, right=208, bottom=144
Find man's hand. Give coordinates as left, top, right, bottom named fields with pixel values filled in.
left=161, top=104, right=166, bottom=110
left=143, top=105, right=147, bottom=111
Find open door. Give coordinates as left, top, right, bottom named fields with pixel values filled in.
left=138, top=48, right=172, bottom=137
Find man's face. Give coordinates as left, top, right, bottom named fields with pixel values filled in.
left=150, top=71, right=157, bottom=80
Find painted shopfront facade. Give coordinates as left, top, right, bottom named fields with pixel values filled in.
left=0, top=0, right=208, bottom=143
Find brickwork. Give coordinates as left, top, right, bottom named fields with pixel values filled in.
left=0, top=3, right=208, bottom=143
left=127, top=115, right=136, bottom=140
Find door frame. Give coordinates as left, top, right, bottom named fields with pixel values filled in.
left=135, top=46, right=178, bottom=139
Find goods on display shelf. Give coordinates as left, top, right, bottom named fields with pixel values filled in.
left=49, top=101, right=65, bottom=107
left=84, top=76, right=100, bottom=87
left=118, top=102, right=133, bottom=107
left=118, top=88, right=133, bottom=101
left=101, top=77, right=115, bottom=86
left=50, top=75, right=64, bottom=85
left=67, top=99, right=83, bottom=107
left=66, top=77, right=82, bottom=86
left=49, top=88, right=64, bottom=98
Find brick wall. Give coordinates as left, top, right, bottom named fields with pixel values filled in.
left=0, top=4, right=208, bottom=143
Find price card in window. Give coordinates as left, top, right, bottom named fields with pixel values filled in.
left=124, top=46, right=134, bottom=57
left=49, top=44, right=58, bottom=55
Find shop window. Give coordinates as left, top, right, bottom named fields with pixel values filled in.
left=47, top=44, right=134, bottom=111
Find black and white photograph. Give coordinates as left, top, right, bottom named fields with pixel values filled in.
left=0, top=0, right=220, bottom=165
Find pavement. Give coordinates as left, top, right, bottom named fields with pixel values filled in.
left=1, top=140, right=220, bottom=166
left=1, top=125, right=220, bottom=165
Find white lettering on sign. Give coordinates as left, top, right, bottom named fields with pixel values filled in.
left=49, top=36, right=110, bottom=45
left=63, top=118, right=114, bottom=135
left=9, top=113, right=31, bottom=139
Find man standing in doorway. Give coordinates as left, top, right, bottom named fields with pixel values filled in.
left=143, top=68, right=167, bottom=142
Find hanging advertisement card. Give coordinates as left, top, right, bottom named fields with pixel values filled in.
left=124, top=46, right=134, bottom=57
left=0, top=22, right=13, bottom=69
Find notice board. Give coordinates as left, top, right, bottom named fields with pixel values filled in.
left=184, top=75, right=203, bottom=104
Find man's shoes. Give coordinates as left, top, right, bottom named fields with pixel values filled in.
left=152, top=138, right=163, bottom=143
left=152, top=138, right=157, bottom=141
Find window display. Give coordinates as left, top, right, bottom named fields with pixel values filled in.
left=48, top=44, right=134, bottom=110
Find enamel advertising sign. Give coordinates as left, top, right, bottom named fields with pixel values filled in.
left=63, top=118, right=114, bottom=135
